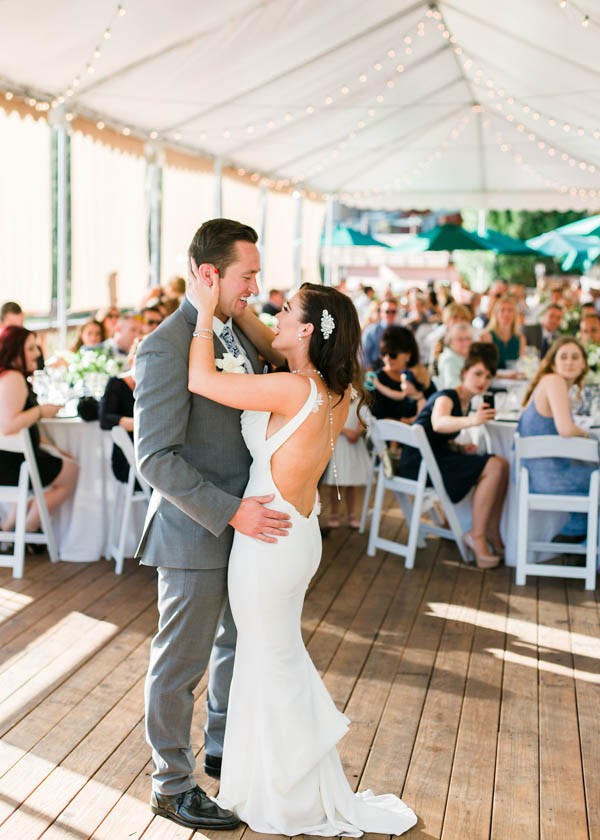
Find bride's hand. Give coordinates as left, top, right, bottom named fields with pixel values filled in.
left=188, top=257, right=220, bottom=314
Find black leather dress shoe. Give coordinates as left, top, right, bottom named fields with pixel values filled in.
left=204, top=753, right=222, bottom=778
left=151, top=785, right=239, bottom=830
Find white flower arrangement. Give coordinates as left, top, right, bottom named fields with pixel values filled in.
left=215, top=352, right=246, bottom=374
left=585, top=342, right=600, bottom=385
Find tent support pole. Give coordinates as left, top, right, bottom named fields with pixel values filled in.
left=146, top=143, right=163, bottom=287
left=258, top=182, right=267, bottom=291
left=52, top=108, right=69, bottom=349
left=293, top=190, right=303, bottom=289
left=323, top=194, right=335, bottom=287
left=214, top=157, right=223, bottom=217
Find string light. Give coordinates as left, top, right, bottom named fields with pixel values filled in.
left=59, top=3, right=128, bottom=103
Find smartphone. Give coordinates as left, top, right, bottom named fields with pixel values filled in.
left=483, top=391, right=495, bottom=409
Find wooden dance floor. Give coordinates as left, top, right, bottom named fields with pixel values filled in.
left=0, top=496, right=598, bottom=839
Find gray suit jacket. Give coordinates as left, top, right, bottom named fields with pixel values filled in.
left=134, top=297, right=261, bottom=569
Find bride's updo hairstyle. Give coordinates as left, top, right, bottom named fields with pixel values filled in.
left=297, top=283, right=365, bottom=404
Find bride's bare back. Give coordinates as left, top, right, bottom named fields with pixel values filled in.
left=267, top=379, right=351, bottom=517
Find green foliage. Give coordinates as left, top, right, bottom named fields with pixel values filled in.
left=458, top=208, right=591, bottom=287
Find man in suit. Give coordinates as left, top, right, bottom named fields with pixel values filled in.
left=522, top=303, right=563, bottom=358
left=134, top=218, right=291, bottom=831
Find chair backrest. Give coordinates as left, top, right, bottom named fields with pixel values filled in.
left=515, top=432, right=599, bottom=478
left=0, top=430, right=30, bottom=455
left=370, top=418, right=421, bottom=450
left=110, top=425, right=150, bottom=497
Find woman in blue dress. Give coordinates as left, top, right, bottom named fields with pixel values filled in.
left=517, top=336, right=593, bottom=542
left=400, top=345, right=509, bottom=568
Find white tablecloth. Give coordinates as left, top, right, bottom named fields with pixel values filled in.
left=42, top=418, right=146, bottom=562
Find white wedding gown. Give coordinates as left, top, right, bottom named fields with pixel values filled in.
left=216, top=380, right=417, bottom=836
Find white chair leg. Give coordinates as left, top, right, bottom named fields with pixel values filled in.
left=115, top=481, right=134, bottom=575
left=12, top=472, right=28, bottom=579
left=367, top=471, right=386, bottom=557
left=515, top=481, right=528, bottom=586
left=106, top=482, right=122, bottom=562
left=405, top=482, right=426, bottom=570
left=359, top=453, right=376, bottom=534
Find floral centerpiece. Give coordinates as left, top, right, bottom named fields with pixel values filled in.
left=584, top=342, right=600, bottom=385
left=63, top=349, right=123, bottom=399
left=560, top=306, right=581, bottom=336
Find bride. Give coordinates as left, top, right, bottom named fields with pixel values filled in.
left=187, top=268, right=417, bottom=837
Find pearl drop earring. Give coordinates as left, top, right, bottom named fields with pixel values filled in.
left=297, top=330, right=303, bottom=341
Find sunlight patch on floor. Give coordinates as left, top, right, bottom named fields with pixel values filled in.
left=0, top=588, right=33, bottom=623
left=487, top=648, right=600, bottom=684
left=426, top=602, right=600, bottom=659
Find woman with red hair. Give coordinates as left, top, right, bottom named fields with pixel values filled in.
left=0, top=326, right=77, bottom=533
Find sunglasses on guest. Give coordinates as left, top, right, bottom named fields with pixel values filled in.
left=145, top=318, right=162, bottom=326
left=381, top=350, right=401, bottom=359
left=382, top=308, right=397, bottom=315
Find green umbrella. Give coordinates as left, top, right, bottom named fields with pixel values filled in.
left=526, top=231, right=600, bottom=272
left=393, top=223, right=490, bottom=253
left=552, top=214, right=600, bottom=238
left=322, top=224, right=390, bottom=247
left=477, top=228, right=539, bottom=255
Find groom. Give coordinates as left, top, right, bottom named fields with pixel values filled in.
left=134, top=218, right=290, bottom=831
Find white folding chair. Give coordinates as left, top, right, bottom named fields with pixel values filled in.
left=105, top=426, right=151, bottom=574
left=514, top=434, right=598, bottom=590
left=358, top=405, right=379, bottom=534
left=0, top=430, right=59, bottom=578
left=367, top=419, right=467, bottom=567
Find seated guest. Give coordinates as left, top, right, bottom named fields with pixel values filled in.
left=95, top=307, right=121, bottom=339
left=425, top=302, right=473, bottom=367
left=522, top=303, right=563, bottom=358
left=369, top=326, right=435, bottom=422
left=399, top=346, right=508, bottom=568
left=102, top=312, right=143, bottom=361
left=70, top=319, right=105, bottom=352
left=0, top=326, right=77, bottom=532
left=578, top=313, right=600, bottom=346
left=437, top=323, right=473, bottom=389
left=0, top=301, right=24, bottom=328
left=361, top=298, right=399, bottom=370
left=481, top=295, right=525, bottom=368
left=518, top=337, right=593, bottom=543
left=163, top=276, right=186, bottom=303
left=262, top=289, right=285, bottom=316
left=99, top=340, right=140, bottom=482
left=141, top=306, right=164, bottom=335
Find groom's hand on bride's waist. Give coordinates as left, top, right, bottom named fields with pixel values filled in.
left=229, top=494, right=292, bottom=543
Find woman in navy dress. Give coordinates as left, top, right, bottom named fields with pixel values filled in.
left=400, top=345, right=509, bottom=568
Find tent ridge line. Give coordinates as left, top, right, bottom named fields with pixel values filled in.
left=442, top=0, right=600, bottom=83
left=161, top=0, right=426, bottom=134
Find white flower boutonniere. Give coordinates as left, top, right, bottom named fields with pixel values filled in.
left=215, top=352, right=246, bottom=374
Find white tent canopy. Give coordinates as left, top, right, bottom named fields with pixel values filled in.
left=2, top=0, right=600, bottom=211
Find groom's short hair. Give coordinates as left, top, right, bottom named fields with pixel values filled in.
left=188, top=218, right=258, bottom=276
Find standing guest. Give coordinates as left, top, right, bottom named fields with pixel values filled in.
left=353, top=285, right=377, bottom=327
left=261, top=289, right=285, bottom=316
left=361, top=298, right=399, bottom=369
left=0, top=326, right=77, bottom=532
left=399, top=346, right=508, bottom=568
left=99, top=339, right=141, bottom=482
left=141, top=306, right=164, bottom=335
left=103, top=312, right=143, bottom=361
left=135, top=218, right=291, bottom=830
left=369, top=326, right=434, bottom=422
left=321, top=396, right=371, bottom=530
left=578, top=313, right=600, bottom=346
left=95, top=307, right=121, bottom=339
left=482, top=295, right=526, bottom=368
left=518, top=337, right=593, bottom=543
left=523, top=303, right=563, bottom=358
left=0, top=301, right=24, bottom=328
left=71, top=319, right=105, bottom=352
left=436, top=323, right=473, bottom=389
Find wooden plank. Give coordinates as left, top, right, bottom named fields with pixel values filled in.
left=0, top=574, right=157, bottom=827
left=400, top=559, right=485, bottom=838
left=567, top=585, right=600, bottom=839
left=441, top=566, right=510, bottom=839
left=0, top=596, right=156, bottom=779
left=491, top=577, right=540, bottom=840
left=538, top=579, right=588, bottom=840
left=0, top=568, right=153, bottom=735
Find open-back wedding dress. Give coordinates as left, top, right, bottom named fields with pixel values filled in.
left=217, top=379, right=417, bottom=836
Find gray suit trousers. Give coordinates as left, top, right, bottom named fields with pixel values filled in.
left=145, top=566, right=235, bottom=795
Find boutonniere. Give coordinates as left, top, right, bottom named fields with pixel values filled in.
left=215, top=352, right=246, bottom=374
